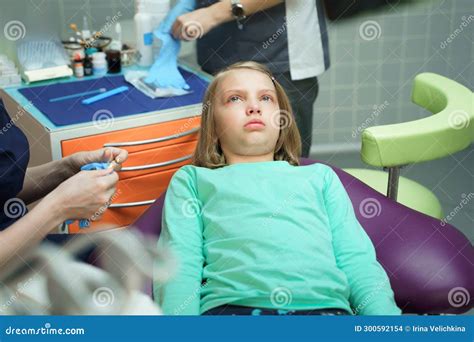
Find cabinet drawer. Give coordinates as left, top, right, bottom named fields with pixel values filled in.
left=119, top=140, right=197, bottom=179
left=61, top=116, right=201, bottom=156
left=64, top=167, right=180, bottom=234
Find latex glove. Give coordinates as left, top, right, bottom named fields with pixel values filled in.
left=144, top=32, right=189, bottom=90
left=160, top=0, right=196, bottom=33
left=144, top=0, right=196, bottom=89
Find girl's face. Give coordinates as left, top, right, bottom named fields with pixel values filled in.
left=213, top=69, right=281, bottom=160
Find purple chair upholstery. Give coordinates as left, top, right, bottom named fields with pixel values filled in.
left=132, top=158, right=474, bottom=314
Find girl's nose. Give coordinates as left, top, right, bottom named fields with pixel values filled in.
left=246, top=104, right=261, bottom=116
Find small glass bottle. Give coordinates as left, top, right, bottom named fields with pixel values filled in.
left=73, top=56, right=84, bottom=78
left=106, top=50, right=121, bottom=74
left=83, top=54, right=93, bottom=76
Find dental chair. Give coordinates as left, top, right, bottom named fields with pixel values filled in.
left=345, top=72, right=473, bottom=220
left=132, top=73, right=474, bottom=315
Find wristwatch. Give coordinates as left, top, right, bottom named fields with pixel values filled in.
left=230, top=0, right=246, bottom=30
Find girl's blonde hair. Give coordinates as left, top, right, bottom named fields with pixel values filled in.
left=192, top=61, right=301, bottom=169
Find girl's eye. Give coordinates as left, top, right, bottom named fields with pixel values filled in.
left=228, top=95, right=242, bottom=103
left=261, top=95, right=273, bottom=102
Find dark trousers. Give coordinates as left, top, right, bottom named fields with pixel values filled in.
left=203, top=304, right=350, bottom=316
left=273, top=73, right=319, bottom=158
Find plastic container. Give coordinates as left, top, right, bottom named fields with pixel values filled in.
left=109, top=22, right=123, bottom=51
left=135, top=0, right=170, bottom=27
left=134, top=10, right=154, bottom=67
left=134, top=0, right=170, bottom=66
left=0, top=55, right=21, bottom=87
left=92, top=52, right=107, bottom=77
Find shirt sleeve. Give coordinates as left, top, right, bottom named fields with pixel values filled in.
left=154, top=167, right=204, bottom=315
left=322, top=166, right=402, bottom=315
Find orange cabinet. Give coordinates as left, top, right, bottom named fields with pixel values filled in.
left=114, top=140, right=197, bottom=180
left=65, top=168, right=180, bottom=234
left=62, top=116, right=201, bottom=155
left=61, top=116, right=202, bottom=234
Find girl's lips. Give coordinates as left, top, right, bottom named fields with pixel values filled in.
left=244, top=122, right=266, bottom=130
left=244, top=120, right=265, bottom=127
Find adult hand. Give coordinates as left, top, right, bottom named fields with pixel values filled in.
left=65, top=147, right=128, bottom=175
left=171, top=7, right=219, bottom=41
left=49, top=168, right=119, bottom=222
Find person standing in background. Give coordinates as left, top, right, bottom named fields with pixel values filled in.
left=170, top=0, right=330, bottom=158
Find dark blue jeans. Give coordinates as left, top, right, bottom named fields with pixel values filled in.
left=203, top=305, right=350, bottom=316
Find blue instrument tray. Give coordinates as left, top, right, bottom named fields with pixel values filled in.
left=18, top=67, right=208, bottom=127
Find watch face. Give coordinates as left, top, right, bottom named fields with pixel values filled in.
left=232, top=4, right=245, bottom=17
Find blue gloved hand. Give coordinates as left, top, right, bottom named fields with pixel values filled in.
left=144, top=0, right=196, bottom=89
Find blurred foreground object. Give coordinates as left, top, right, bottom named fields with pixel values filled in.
left=0, top=228, right=175, bottom=315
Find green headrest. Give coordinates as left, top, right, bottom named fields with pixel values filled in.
left=361, top=73, right=473, bottom=167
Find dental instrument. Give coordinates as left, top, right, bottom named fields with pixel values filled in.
left=81, top=86, right=129, bottom=105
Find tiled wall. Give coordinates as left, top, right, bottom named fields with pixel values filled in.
left=313, top=0, right=473, bottom=151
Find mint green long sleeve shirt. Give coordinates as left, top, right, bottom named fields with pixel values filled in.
left=154, top=161, right=401, bottom=315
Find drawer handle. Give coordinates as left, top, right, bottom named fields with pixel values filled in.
left=103, top=127, right=200, bottom=147
left=120, top=154, right=192, bottom=172
left=108, top=199, right=156, bottom=208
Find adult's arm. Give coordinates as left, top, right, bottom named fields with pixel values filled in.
left=172, top=0, right=284, bottom=40
left=17, top=148, right=127, bottom=205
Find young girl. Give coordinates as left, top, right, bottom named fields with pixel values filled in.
left=154, top=61, right=401, bottom=316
